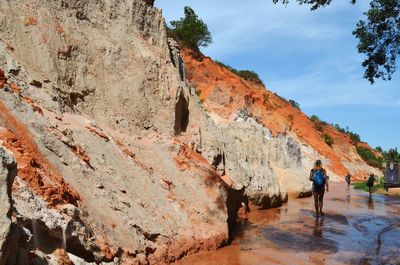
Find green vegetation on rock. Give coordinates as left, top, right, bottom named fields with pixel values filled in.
left=168, top=6, right=212, bottom=51
left=288, top=99, right=301, bottom=110
left=215, top=61, right=264, bottom=85
left=356, top=146, right=384, bottom=169
left=376, top=147, right=400, bottom=163
left=323, top=133, right=334, bottom=147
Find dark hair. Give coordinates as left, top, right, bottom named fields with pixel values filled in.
left=313, top=159, right=322, bottom=170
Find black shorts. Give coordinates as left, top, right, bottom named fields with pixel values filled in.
left=313, top=184, right=325, bottom=193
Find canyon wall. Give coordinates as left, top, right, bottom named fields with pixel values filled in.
left=0, top=0, right=381, bottom=264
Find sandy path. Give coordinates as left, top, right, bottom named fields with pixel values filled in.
left=174, top=182, right=400, bottom=265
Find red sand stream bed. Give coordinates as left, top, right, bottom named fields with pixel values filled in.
left=174, top=182, right=400, bottom=265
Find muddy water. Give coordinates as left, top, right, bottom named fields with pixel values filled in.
left=174, top=183, right=400, bottom=265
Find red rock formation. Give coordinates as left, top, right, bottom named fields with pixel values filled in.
left=0, top=100, right=80, bottom=207
left=182, top=49, right=380, bottom=180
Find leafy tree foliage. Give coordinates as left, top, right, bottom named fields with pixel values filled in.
left=376, top=146, right=383, bottom=153
left=353, top=0, right=400, bottom=83
left=272, top=0, right=355, bottom=11
left=381, top=148, right=400, bottom=162
left=273, top=0, right=399, bottom=83
left=169, top=6, right=212, bottom=51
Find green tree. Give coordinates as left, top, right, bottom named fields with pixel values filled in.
left=386, top=148, right=400, bottom=162
left=375, top=146, right=383, bottom=153
left=273, top=0, right=400, bottom=84
left=169, top=6, right=212, bottom=51
left=353, top=0, right=400, bottom=83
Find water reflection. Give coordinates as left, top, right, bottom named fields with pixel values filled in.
left=313, top=217, right=324, bottom=237
left=368, top=196, right=374, bottom=210
left=174, top=182, right=400, bottom=265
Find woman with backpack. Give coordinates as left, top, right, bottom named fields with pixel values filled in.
left=309, top=160, right=329, bottom=217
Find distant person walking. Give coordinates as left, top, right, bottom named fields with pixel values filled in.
left=345, top=173, right=351, bottom=188
left=367, top=174, right=375, bottom=196
left=309, top=160, right=329, bottom=217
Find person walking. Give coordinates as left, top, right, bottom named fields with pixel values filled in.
left=367, top=174, right=375, bottom=196
left=309, top=160, right=329, bottom=217
left=345, top=173, right=351, bottom=188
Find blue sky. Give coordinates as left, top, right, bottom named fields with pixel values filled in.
left=156, top=0, right=400, bottom=151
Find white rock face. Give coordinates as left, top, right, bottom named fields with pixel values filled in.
left=0, top=147, right=17, bottom=265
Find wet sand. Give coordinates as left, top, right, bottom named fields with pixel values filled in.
left=174, top=182, right=400, bottom=265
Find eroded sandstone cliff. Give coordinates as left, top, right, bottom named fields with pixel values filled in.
left=0, top=0, right=381, bottom=264
left=182, top=50, right=382, bottom=184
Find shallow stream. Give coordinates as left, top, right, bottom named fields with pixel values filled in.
left=175, top=183, right=400, bottom=265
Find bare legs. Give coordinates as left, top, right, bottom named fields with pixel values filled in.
left=319, top=191, right=325, bottom=215
left=313, top=192, right=319, bottom=216
left=313, top=190, right=325, bottom=217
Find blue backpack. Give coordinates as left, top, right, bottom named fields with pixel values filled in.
left=313, top=169, right=325, bottom=187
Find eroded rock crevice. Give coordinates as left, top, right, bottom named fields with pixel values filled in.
left=174, top=92, right=189, bottom=135
left=225, top=186, right=249, bottom=240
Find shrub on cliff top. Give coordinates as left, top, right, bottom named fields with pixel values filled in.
left=215, top=61, right=264, bottom=85
left=288, top=99, right=301, bottom=110
left=235, top=70, right=264, bottom=85
left=169, top=6, right=212, bottom=51
left=346, top=131, right=360, bottom=143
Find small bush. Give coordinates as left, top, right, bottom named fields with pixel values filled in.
left=348, top=132, right=361, bottom=143
left=236, top=70, right=264, bottom=85
left=215, top=61, right=264, bottom=85
left=310, top=115, right=320, bottom=123
left=288, top=99, right=301, bottom=110
left=333, top=124, right=345, bottom=133
left=310, top=115, right=324, bottom=132
left=323, top=133, right=334, bottom=147
left=215, top=61, right=235, bottom=71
